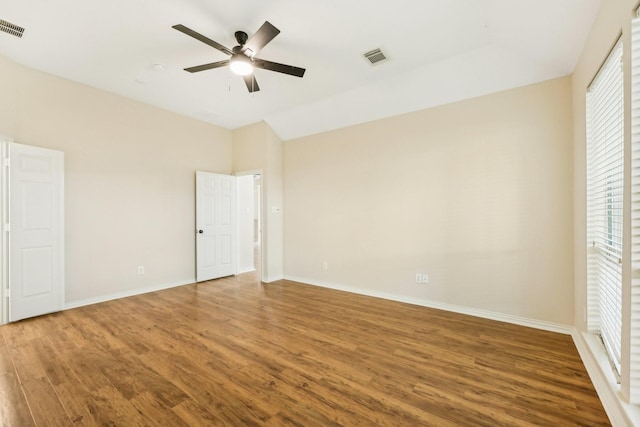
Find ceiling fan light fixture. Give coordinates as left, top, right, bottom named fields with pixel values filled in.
left=230, top=54, right=253, bottom=76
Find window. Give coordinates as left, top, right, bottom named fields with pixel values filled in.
left=630, top=14, right=640, bottom=404
left=586, top=39, right=624, bottom=376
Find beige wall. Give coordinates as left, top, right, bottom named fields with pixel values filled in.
left=0, top=55, right=232, bottom=303
left=232, top=121, right=284, bottom=281
left=232, top=122, right=267, bottom=172
left=284, top=76, right=574, bottom=325
left=265, top=125, right=284, bottom=280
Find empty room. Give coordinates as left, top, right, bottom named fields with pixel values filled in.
left=0, top=0, right=639, bottom=425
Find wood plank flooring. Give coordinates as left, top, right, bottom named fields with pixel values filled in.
left=0, top=273, right=610, bottom=426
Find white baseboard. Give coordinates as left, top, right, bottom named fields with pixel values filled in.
left=65, top=272, right=281, bottom=310
left=64, top=278, right=195, bottom=310
left=262, top=275, right=284, bottom=283
left=283, top=275, right=573, bottom=335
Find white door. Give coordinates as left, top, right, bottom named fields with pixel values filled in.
left=9, top=143, right=65, bottom=322
left=196, top=171, right=236, bottom=281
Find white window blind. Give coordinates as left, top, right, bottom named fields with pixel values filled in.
left=630, top=16, right=640, bottom=404
left=586, top=39, right=624, bottom=376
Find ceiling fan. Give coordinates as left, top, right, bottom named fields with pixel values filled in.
left=172, top=21, right=305, bottom=93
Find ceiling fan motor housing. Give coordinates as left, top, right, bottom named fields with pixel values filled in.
left=235, top=31, right=248, bottom=46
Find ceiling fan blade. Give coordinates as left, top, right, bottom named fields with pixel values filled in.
left=243, top=75, right=260, bottom=93
left=184, top=60, right=230, bottom=73
left=243, top=21, right=280, bottom=56
left=253, top=58, right=305, bottom=78
left=172, top=24, right=233, bottom=56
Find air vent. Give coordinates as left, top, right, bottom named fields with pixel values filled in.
left=363, top=48, right=388, bottom=66
left=0, top=19, right=25, bottom=38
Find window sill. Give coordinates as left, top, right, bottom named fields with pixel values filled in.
left=573, top=331, right=640, bottom=426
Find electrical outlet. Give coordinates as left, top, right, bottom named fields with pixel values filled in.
left=416, top=273, right=429, bottom=284
left=322, top=261, right=328, bottom=270
left=137, top=266, right=144, bottom=275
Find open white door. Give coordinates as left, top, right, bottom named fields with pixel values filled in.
left=9, top=143, right=64, bottom=322
left=196, top=171, right=236, bottom=281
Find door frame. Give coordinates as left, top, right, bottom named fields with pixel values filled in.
left=0, top=139, right=9, bottom=325
left=235, top=169, right=264, bottom=283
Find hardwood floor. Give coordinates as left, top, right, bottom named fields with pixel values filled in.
left=0, top=273, right=610, bottom=426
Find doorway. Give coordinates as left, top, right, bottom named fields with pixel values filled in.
left=235, top=171, right=263, bottom=282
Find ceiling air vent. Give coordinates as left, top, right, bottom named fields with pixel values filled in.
left=0, top=19, right=25, bottom=38
left=363, top=48, right=388, bottom=66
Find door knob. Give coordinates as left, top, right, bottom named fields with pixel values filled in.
left=198, top=230, right=203, bottom=234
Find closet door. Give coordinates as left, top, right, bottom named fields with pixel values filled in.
left=9, top=143, right=64, bottom=322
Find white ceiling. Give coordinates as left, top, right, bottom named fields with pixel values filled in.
left=0, top=0, right=601, bottom=141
